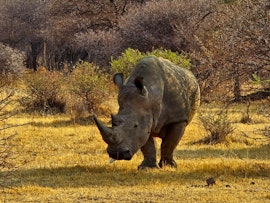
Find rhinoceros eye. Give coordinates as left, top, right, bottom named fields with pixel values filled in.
left=134, top=123, right=138, bottom=128
left=112, top=119, right=124, bottom=127
left=111, top=114, right=125, bottom=127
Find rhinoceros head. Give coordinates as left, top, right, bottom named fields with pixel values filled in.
left=94, top=73, right=153, bottom=161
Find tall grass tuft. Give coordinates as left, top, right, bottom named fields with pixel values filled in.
left=198, top=108, right=235, bottom=144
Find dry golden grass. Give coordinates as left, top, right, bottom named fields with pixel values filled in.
left=1, top=102, right=270, bottom=202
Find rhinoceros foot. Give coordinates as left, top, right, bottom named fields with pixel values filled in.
left=138, top=158, right=159, bottom=170
left=158, top=158, right=177, bottom=168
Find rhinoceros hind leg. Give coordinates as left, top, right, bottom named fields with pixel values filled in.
left=138, top=137, right=159, bottom=170
left=159, top=122, right=187, bottom=168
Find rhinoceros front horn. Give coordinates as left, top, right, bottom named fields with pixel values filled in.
left=93, top=116, right=115, bottom=145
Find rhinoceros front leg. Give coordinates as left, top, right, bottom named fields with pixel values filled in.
left=138, top=136, right=159, bottom=170
left=159, top=122, right=187, bottom=168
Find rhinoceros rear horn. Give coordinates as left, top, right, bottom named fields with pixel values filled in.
left=93, top=116, right=115, bottom=145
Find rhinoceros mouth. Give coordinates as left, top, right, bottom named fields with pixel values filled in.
left=107, top=148, right=133, bottom=160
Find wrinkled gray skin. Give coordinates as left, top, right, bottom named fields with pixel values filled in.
left=94, top=56, right=200, bottom=169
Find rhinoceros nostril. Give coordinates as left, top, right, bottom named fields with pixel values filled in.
left=123, top=150, right=132, bottom=160
left=107, top=148, right=132, bottom=160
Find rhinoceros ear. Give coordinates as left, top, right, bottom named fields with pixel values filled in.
left=134, top=76, right=148, bottom=96
left=113, top=73, right=124, bottom=87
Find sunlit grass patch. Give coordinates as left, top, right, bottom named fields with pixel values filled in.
left=1, top=102, right=269, bottom=202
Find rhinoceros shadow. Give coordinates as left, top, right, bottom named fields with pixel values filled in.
left=3, top=165, right=130, bottom=188
left=2, top=144, right=268, bottom=189
left=174, top=143, right=270, bottom=160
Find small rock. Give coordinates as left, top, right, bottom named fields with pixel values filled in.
left=206, top=177, right=216, bottom=186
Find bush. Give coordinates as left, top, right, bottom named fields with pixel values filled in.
left=111, top=48, right=190, bottom=77
left=0, top=43, right=25, bottom=86
left=68, top=61, right=109, bottom=117
left=117, top=0, right=213, bottom=53
left=193, top=0, right=270, bottom=102
left=21, top=70, right=66, bottom=114
left=74, top=30, right=121, bottom=67
left=198, top=108, right=235, bottom=144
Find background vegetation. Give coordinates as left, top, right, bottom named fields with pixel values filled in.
left=0, top=0, right=269, bottom=101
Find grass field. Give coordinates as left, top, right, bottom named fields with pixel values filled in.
left=1, top=102, right=270, bottom=203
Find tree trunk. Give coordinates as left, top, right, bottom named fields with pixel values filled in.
left=43, top=41, right=47, bottom=68
left=31, top=42, right=39, bottom=71
left=233, top=73, right=241, bottom=101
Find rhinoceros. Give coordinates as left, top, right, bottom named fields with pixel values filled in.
left=94, top=55, right=200, bottom=169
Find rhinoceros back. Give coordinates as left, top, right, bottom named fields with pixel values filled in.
left=126, top=55, right=200, bottom=133
left=158, top=57, right=200, bottom=123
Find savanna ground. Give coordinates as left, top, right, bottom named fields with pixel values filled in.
left=1, top=100, right=270, bottom=203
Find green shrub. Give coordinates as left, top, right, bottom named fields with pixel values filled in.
left=251, top=74, right=270, bottom=91
left=21, top=70, right=65, bottom=114
left=68, top=61, right=108, bottom=116
left=147, top=49, right=190, bottom=68
left=111, top=48, right=190, bottom=78
left=110, top=48, right=143, bottom=77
